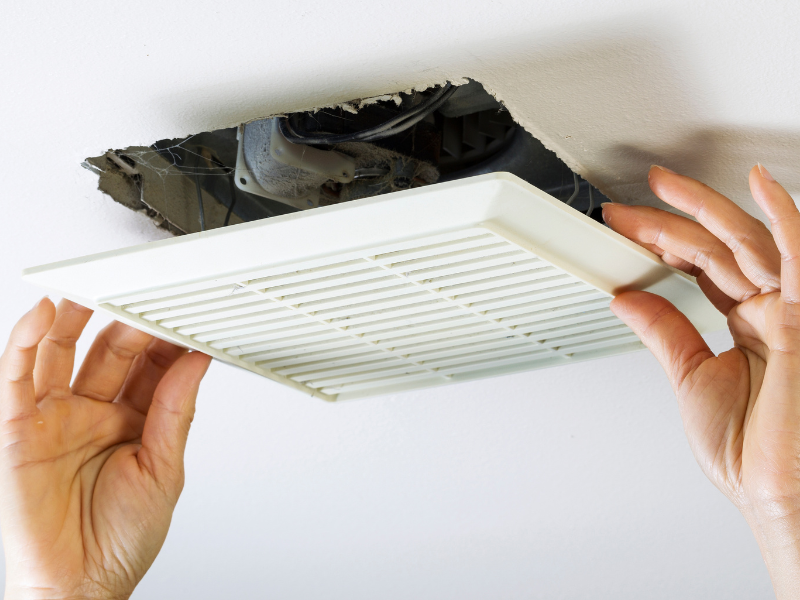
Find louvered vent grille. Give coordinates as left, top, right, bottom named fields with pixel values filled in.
left=103, top=227, right=641, bottom=400
left=24, top=174, right=723, bottom=401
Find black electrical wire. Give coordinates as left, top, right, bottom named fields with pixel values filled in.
left=278, top=83, right=458, bottom=145
left=224, top=173, right=237, bottom=226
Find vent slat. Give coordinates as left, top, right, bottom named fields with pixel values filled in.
left=413, top=259, right=542, bottom=289
left=370, top=231, right=495, bottom=262
left=177, top=309, right=305, bottom=337
left=439, top=349, right=567, bottom=376
left=125, top=284, right=246, bottom=314
left=141, top=292, right=267, bottom=322
left=540, top=323, right=631, bottom=347
left=497, top=297, right=612, bottom=326
left=408, top=337, right=537, bottom=363
left=240, top=337, right=366, bottom=363
left=303, top=363, right=441, bottom=388
left=199, top=320, right=328, bottom=346
left=556, top=332, right=643, bottom=354
left=421, top=344, right=555, bottom=372
left=311, top=291, right=432, bottom=319
left=320, top=370, right=450, bottom=395
left=392, top=248, right=529, bottom=278
left=256, top=345, right=387, bottom=371
left=451, top=274, right=573, bottom=304
left=465, top=282, right=592, bottom=313
left=326, top=299, right=451, bottom=327
left=161, top=299, right=282, bottom=330
left=222, top=327, right=346, bottom=354
left=437, top=266, right=561, bottom=296
left=249, top=265, right=387, bottom=297
left=290, top=356, right=411, bottom=381
left=481, top=290, right=607, bottom=318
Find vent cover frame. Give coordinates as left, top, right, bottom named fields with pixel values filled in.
left=23, top=173, right=725, bottom=401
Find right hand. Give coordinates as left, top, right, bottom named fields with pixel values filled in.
left=604, top=164, right=800, bottom=599
left=0, top=299, right=211, bottom=600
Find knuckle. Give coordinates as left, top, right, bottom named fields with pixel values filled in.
left=145, top=346, right=179, bottom=370
left=100, top=335, right=140, bottom=361
left=45, top=332, right=80, bottom=348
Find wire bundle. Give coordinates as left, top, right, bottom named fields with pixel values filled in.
left=278, top=84, right=458, bottom=146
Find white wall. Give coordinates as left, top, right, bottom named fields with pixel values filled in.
left=2, top=0, right=793, bottom=597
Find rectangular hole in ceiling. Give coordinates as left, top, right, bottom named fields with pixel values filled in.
left=82, top=79, right=609, bottom=235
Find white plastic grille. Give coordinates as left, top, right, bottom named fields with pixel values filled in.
left=103, top=226, right=642, bottom=400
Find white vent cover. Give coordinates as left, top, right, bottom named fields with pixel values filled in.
left=23, top=173, right=725, bottom=401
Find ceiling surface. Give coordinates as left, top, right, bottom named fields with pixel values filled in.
left=2, top=1, right=795, bottom=597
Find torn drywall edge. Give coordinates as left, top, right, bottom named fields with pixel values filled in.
left=238, top=78, right=470, bottom=126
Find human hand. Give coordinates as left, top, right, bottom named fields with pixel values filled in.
left=603, top=164, right=800, bottom=598
left=0, top=299, right=211, bottom=600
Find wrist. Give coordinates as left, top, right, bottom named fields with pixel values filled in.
left=4, top=581, right=131, bottom=600
left=743, top=505, right=800, bottom=599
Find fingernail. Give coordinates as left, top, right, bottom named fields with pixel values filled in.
left=758, top=162, right=776, bottom=182
left=27, top=296, right=48, bottom=314
left=601, top=202, right=614, bottom=223
left=651, top=164, right=677, bottom=174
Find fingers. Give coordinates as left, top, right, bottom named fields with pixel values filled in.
left=694, top=273, right=739, bottom=316
left=748, top=164, right=800, bottom=303
left=138, top=352, right=212, bottom=496
left=71, top=322, right=153, bottom=402
left=603, top=203, right=759, bottom=304
left=0, top=298, right=56, bottom=421
left=33, top=299, right=93, bottom=399
left=610, top=291, right=714, bottom=392
left=117, top=338, right=188, bottom=415
left=649, top=165, right=782, bottom=293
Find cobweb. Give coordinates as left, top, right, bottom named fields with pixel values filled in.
left=82, top=130, right=253, bottom=235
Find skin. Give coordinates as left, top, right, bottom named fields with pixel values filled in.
left=605, top=164, right=800, bottom=599
left=1, top=164, right=799, bottom=598
left=0, top=300, right=211, bottom=600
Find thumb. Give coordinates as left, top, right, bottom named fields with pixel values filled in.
left=611, top=291, right=714, bottom=392
left=138, top=351, right=212, bottom=497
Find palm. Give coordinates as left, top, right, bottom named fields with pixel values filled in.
left=0, top=301, right=210, bottom=600
left=680, top=301, right=771, bottom=508
left=644, top=290, right=800, bottom=514
left=18, top=397, right=147, bottom=592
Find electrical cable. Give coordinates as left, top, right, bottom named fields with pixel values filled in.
left=566, top=173, right=580, bottom=206
left=586, top=185, right=594, bottom=216
left=194, top=174, right=206, bottom=231
left=224, top=173, right=237, bottom=226
left=278, top=84, right=458, bottom=145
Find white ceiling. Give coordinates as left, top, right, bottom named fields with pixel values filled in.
left=1, top=0, right=792, bottom=597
